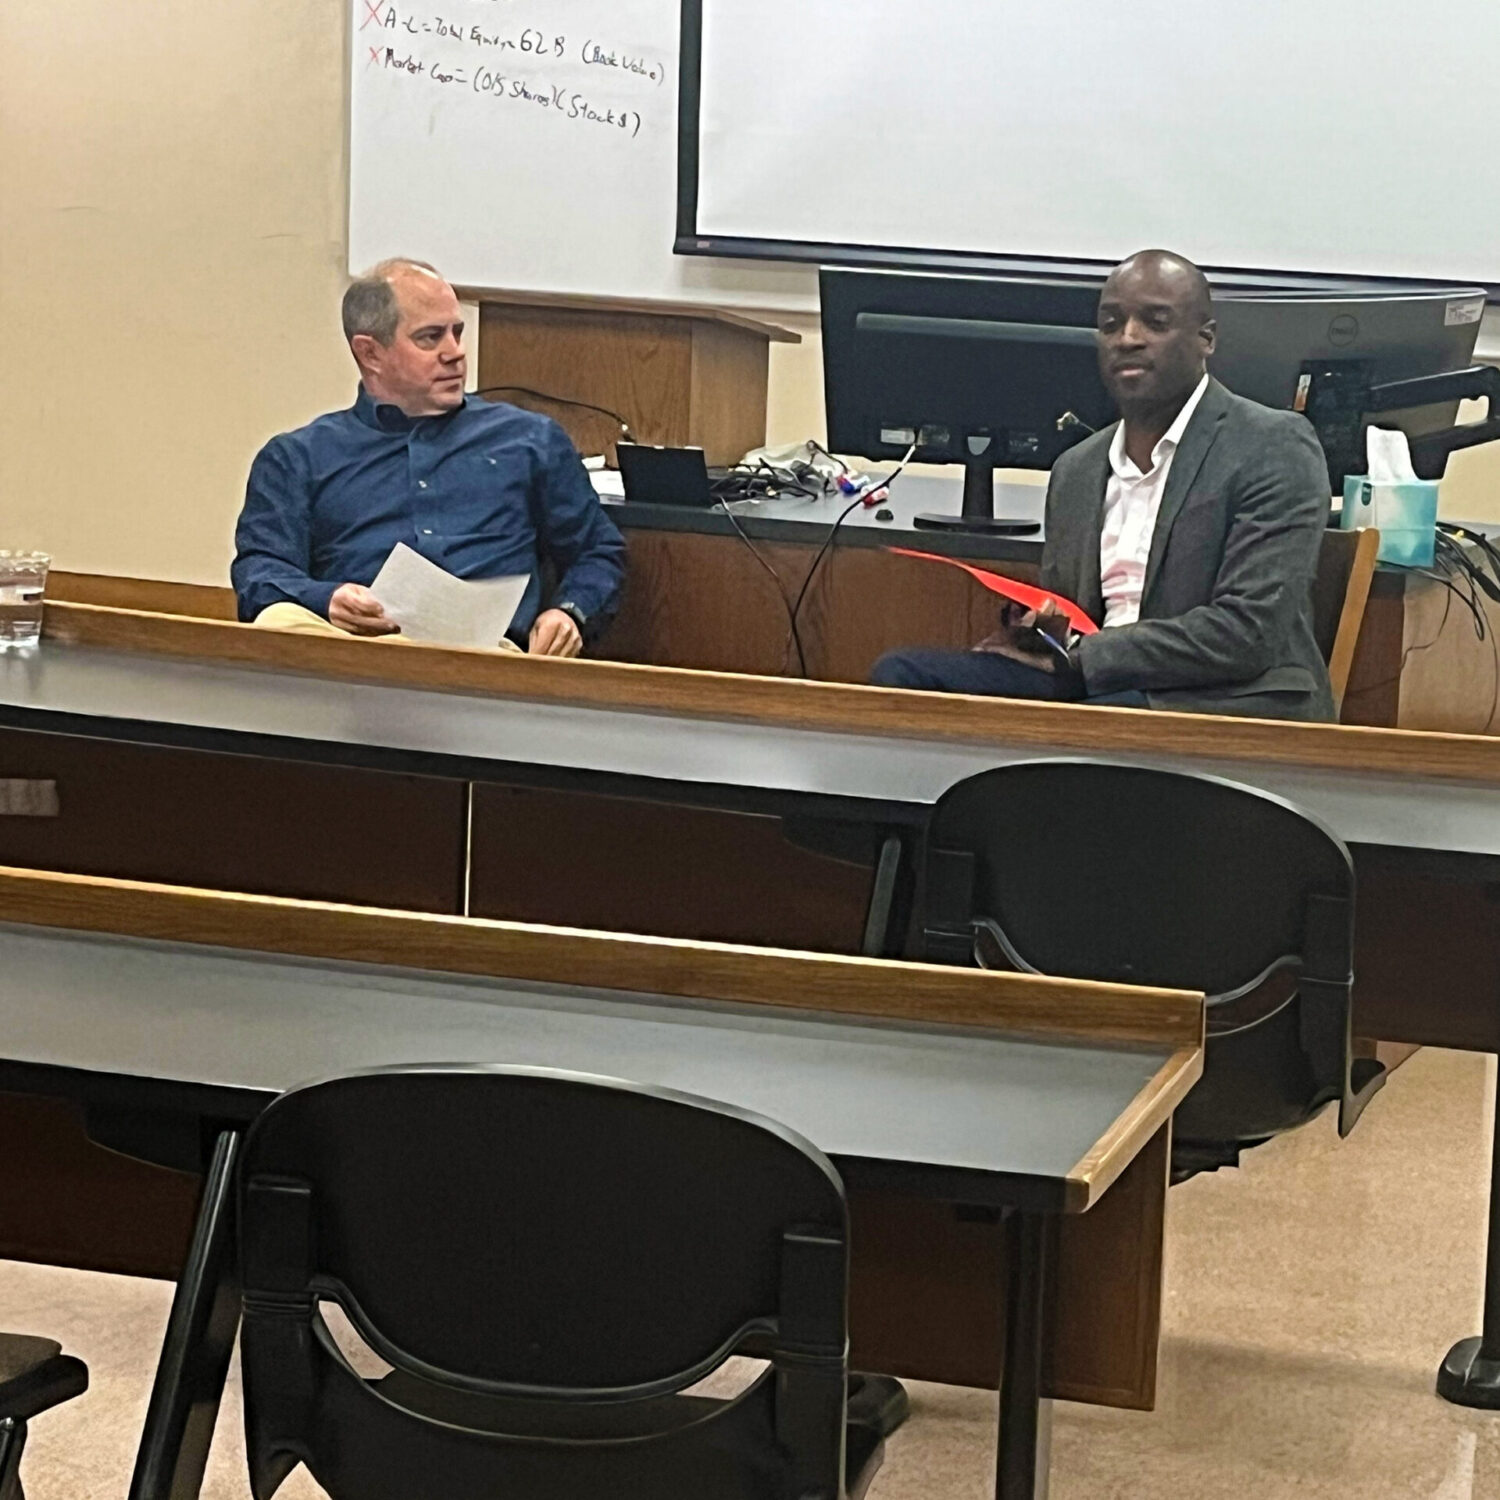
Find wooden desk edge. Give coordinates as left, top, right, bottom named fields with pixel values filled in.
left=37, top=600, right=1500, bottom=788
left=48, top=573, right=238, bottom=621
left=1063, top=1046, right=1204, bottom=1213
left=0, top=867, right=1203, bottom=1051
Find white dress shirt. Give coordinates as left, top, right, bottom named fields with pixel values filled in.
left=1098, top=374, right=1210, bottom=628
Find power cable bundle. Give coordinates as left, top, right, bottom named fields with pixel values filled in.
left=715, top=445, right=916, bottom=677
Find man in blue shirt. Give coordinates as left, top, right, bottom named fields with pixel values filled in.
left=233, top=258, right=626, bottom=655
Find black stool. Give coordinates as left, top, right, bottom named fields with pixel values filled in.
left=0, top=1334, right=88, bottom=1500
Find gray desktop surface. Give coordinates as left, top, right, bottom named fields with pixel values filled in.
left=3, top=642, right=1500, bottom=857
left=606, top=472, right=1048, bottom=564
left=611, top=480, right=1485, bottom=571
left=0, top=921, right=1166, bottom=1201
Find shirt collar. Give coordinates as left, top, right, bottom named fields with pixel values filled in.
left=352, top=385, right=470, bottom=434
left=1108, top=373, right=1210, bottom=481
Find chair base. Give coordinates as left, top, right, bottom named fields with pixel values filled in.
left=846, top=1374, right=910, bottom=1439
left=0, top=1415, right=27, bottom=1500
left=1171, top=1140, right=1240, bottom=1184
left=1437, top=1337, right=1500, bottom=1409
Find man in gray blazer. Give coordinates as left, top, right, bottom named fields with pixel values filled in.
left=870, top=249, right=1336, bottom=721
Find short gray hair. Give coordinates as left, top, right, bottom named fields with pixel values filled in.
left=341, top=258, right=441, bottom=345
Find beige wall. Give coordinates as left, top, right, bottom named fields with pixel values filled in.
left=766, top=315, right=826, bottom=450
left=0, top=0, right=353, bottom=585
left=2, top=5, right=1497, bottom=589
left=1432, top=413, right=1500, bottom=520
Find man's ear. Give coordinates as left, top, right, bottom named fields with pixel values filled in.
left=1199, top=318, right=1218, bottom=357
left=350, top=333, right=384, bottom=374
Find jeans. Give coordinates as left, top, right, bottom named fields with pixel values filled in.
left=869, top=648, right=1150, bottom=708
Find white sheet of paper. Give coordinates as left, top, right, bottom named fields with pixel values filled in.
left=590, top=469, right=626, bottom=501
left=368, top=544, right=529, bottom=649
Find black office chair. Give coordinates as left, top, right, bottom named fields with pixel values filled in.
left=237, top=1065, right=884, bottom=1500
left=914, top=760, right=1386, bottom=1177
left=0, top=1332, right=88, bottom=1499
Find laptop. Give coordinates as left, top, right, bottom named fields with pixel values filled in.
left=615, top=443, right=714, bottom=507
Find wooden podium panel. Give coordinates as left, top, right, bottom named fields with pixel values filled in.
left=475, top=297, right=797, bottom=466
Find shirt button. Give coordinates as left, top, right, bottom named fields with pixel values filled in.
left=417, top=480, right=428, bottom=489
left=421, top=529, right=433, bottom=536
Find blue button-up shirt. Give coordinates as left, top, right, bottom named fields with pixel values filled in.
left=232, top=389, right=626, bottom=640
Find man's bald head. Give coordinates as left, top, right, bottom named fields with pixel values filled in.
left=1096, top=249, right=1216, bottom=421
left=1104, top=250, right=1213, bottom=325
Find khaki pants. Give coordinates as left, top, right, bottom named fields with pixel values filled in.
left=253, top=601, right=521, bottom=651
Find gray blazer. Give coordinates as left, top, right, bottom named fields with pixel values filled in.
left=1041, top=378, right=1335, bottom=721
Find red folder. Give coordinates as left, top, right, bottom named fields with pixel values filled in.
left=888, top=548, right=1099, bottom=635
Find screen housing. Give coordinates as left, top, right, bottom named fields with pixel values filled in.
left=676, top=0, right=1500, bottom=301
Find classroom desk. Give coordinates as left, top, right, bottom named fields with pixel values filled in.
left=6, top=603, right=1500, bottom=1413
left=598, top=492, right=1500, bottom=731
left=599, top=479, right=1045, bottom=682
left=10, top=603, right=1500, bottom=853
left=47, top=504, right=1500, bottom=732
left=0, top=867, right=1202, bottom=1500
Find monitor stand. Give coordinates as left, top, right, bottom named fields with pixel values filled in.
left=912, top=434, right=1041, bottom=536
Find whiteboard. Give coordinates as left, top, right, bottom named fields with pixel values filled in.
left=348, top=0, right=815, bottom=311
left=692, top=0, right=1500, bottom=289
left=351, top=0, right=1500, bottom=313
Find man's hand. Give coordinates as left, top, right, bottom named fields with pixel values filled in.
left=974, top=604, right=1077, bottom=681
left=329, top=583, right=399, bottom=636
left=1025, top=604, right=1075, bottom=669
left=529, top=608, right=583, bottom=658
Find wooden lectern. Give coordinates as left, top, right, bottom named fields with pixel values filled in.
left=467, top=291, right=800, bottom=466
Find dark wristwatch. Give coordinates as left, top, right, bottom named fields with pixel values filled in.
left=553, top=601, right=587, bottom=633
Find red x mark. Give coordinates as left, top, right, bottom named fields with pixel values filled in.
left=367, top=45, right=384, bottom=67
left=360, top=0, right=384, bottom=30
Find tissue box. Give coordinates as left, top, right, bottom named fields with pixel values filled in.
left=1341, top=476, right=1438, bottom=568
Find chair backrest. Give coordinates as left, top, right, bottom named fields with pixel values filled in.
left=239, top=1066, right=850, bottom=1500
left=1312, top=526, right=1379, bottom=717
left=916, top=761, right=1374, bottom=1158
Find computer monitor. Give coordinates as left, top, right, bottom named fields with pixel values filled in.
left=1211, top=288, right=1488, bottom=484
left=820, top=267, right=1116, bottom=532
left=823, top=271, right=1492, bottom=512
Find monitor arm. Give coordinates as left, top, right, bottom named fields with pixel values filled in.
left=1367, top=365, right=1500, bottom=476
left=1301, top=361, right=1500, bottom=485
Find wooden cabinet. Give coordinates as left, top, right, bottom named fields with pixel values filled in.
left=597, top=529, right=1028, bottom=681
left=0, top=728, right=467, bottom=913
left=0, top=1094, right=199, bottom=1279
left=467, top=783, right=874, bottom=953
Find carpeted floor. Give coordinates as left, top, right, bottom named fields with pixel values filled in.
left=4, top=1046, right=1497, bottom=1497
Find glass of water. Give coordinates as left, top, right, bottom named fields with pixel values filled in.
left=0, top=552, right=50, bottom=650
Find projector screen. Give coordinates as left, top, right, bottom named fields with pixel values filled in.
left=679, top=0, right=1500, bottom=289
